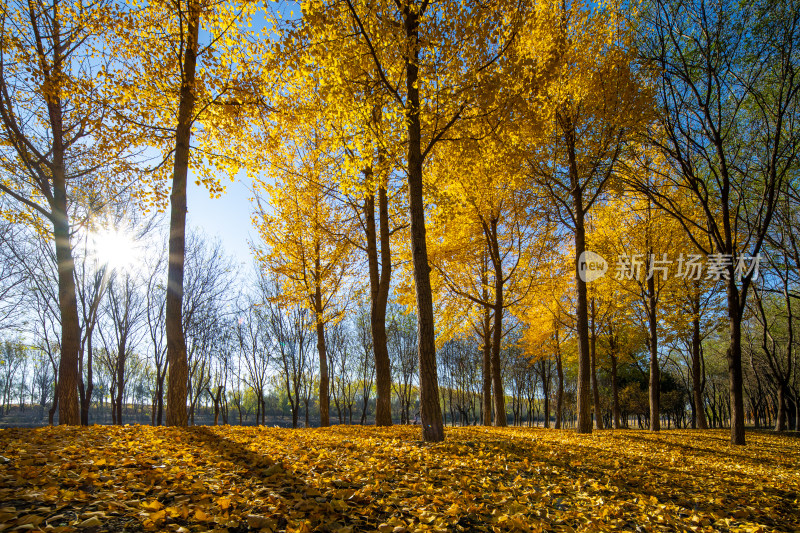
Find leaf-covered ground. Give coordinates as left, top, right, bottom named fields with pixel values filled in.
left=0, top=426, right=798, bottom=533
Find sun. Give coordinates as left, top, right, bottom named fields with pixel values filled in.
left=88, top=227, right=141, bottom=272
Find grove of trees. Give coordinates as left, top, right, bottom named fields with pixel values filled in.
left=1, top=0, right=799, bottom=447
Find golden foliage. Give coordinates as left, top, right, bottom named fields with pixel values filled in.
left=107, top=0, right=264, bottom=209
left=251, top=119, right=354, bottom=323
left=0, top=0, right=145, bottom=229
left=1, top=425, right=797, bottom=532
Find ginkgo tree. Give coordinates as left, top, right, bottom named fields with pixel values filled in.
left=110, top=0, right=263, bottom=426
left=291, top=0, right=532, bottom=441
left=520, top=255, right=575, bottom=429
left=521, top=0, right=652, bottom=434
left=426, top=222, right=494, bottom=425
left=427, top=130, right=556, bottom=427
left=0, top=0, right=145, bottom=425
left=590, top=184, right=689, bottom=431
left=340, top=156, right=408, bottom=427
left=314, top=82, right=406, bottom=430
left=252, top=116, right=354, bottom=428
left=241, top=9, right=410, bottom=427
left=593, top=290, right=645, bottom=430
left=353, top=164, right=404, bottom=428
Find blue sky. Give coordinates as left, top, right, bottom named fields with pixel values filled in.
left=183, top=1, right=300, bottom=268
left=186, top=172, right=256, bottom=267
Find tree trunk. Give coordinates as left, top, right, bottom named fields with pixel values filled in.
left=488, top=219, right=507, bottom=427
left=80, top=327, right=95, bottom=426
left=115, top=380, right=123, bottom=426
left=315, top=288, right=330, bottom=427
left=795, top=393, right=800, bottom=432
left=335, top=395, right=343, bottom=424
left=209, top=387, right=221, bottom=425
left=53, top=173, right=81, bottom=426
left=691, top=292, right=708, bottom=429
left=590, top=298, right=603, bottom=430
left=39, top=24, right=81, bottom=425
left=361, top=395, right=369, bottom=425
left=481, top=257, right=493, bottom=426
left=775, top=384, right=787, bottom=432
left=726, top=282, right=746, bottom=445
left=116, top=336, right=126, bottom=426
left=110, top=381, right=117, bottom=425
left=366, top=186, right=393, bottom=426
left=154, top=364, right=163, bottom=425
left=78, top=350, right=86, bottom=424
left=555, top=328, right=564, bottom=430
left=49, top=380, right=59, bottom=425
left=542, top=363, right=551, bottom=429
left=570, top=168, right=592, bottom=433
left=708, top=385, right=718, bottom=428
left=404, top=8, right=443, bottom=442
left=611, top=354, right=621, bottom=429
left=165, top=0, right=200, bottom=428
left=81, top=330, right=94, bottom=425
left=291, top=396, right=298, bottom=428
left=648, top=273, right=660, bottom=432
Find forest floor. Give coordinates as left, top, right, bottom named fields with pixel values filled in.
left=0, top=426, right=797, bottom=533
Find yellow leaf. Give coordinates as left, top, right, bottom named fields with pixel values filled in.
left=141, top=500, right=163, bottom=512
left=217, top=496, right=231, bottom=511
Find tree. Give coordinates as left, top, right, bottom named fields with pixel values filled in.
left=607, top=171, right=724, bottom=431
left=665, top=271, right=724, bottom=430
left=758, top=179, right=800, bottom=431
left=352, top=307, right=377, bottom=425
left=591, top=187, right=690, bottom=431
left=523, top=0, right=650, bottom=433
left=521, top=270, right=573, bottom=430
left=73, top=231, right=107, bottom=426
left=0, top=0, right=140, bottom=425
left=253, top=121, right=353, bottom=428
left=328, top=320, right=358, bottom=424
left=206, top=326, right=234, bottom=426
left=8, top=223, right=62, bottom=423
left=524, top=275, right=575, bottom=433
left=98, top=271, right=146, bottom=425
left=27, top=257, right=62, bottom=424
left=427, top=129, right=556, bottom=427
left=438, top=336, right=481, bottom=426
left=636, top=0, right=800, bottom=444
left=595, top=292, right=646, bottom=430
left=422, top=230, right=492, bottom=425
left=236, top=290, right=271, bottom=425
left=359, top=169, right=398, bottom=427
left=0, top=221, right=25, bottom=330
left=181, top=236, right=236, bottom=425
left=144, top=254, right=168, bottom=425
left=76, top=201, right=156, bottom=425
left=388, top=306, right=419, bottom=425
left=246, top=11, right=407, bottom=428
left=113, top=0, right=261, bottom=427
left=295, top=0, right=533, bottom=441
left=750, top=258, right=796, bottom=432
left=1, top=340, right=27, bottom=414
left=262, top=276, right=313, bottom=429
